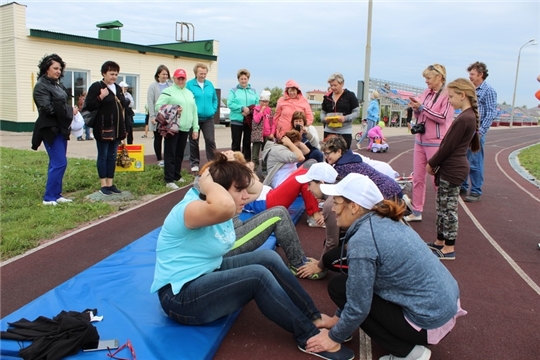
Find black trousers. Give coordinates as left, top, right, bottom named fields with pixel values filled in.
left=324, top=132, right=352, bottom=150
left=153, top=131, right=164, bottom=161
left=322, top=246, right=349, bottom=273
left=328, top=276, right=428, bottom=357
left=231, top=123, right=251, bottom=161
left=163, top=131, right=189, bottom=183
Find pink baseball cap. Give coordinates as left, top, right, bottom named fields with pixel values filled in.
left=173, top=69, right=187, bottom=79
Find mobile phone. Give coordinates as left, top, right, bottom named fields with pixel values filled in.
left=82, top=339, right=119, bottom=352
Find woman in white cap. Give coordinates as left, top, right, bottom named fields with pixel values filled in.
left=307, top=173, right=466, bottom=360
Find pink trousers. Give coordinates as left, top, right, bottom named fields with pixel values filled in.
left=412, top=143, right=439, bottom=214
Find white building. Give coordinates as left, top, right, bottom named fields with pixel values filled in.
left=1, top=2, right=220, bottom=132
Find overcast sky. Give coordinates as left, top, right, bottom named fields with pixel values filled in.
left=17, top=0, right=540, bottom=108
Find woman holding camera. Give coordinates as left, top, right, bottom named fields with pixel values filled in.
left=404, top=64, right=453, bottom=222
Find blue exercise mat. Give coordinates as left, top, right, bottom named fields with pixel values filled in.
left=1, top=198, right=305, bottom=360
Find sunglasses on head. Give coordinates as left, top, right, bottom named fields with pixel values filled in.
left=428, top=65, right=442, bottom=76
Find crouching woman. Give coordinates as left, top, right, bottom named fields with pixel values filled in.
left=308, top=173, right=466, bottom=360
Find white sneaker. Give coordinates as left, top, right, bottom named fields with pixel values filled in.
left=177, top=178, right=186, bottom=183
left=158, top=160, right=164, bottom=167
left=166, top=182, right=179, bottom=190
left=379, top=345, right=431, bottom=360
left=404, top=214, right=422, bottom=222
left=402, top=194, right=413, bottom=211
left=191, top=166, right=199, bottom=172
left=56, top=197, right=73, bottom=203
left=307, top=216, right=326, bottom=228
left=42, top=200, right=58, bottom=206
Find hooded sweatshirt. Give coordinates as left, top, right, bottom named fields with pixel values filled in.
left=414, top=88, right=453, bottom=146
left=274, top=80, right=313, bottom=139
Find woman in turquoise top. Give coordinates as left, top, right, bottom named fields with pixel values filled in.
left=155, top=68, right=199, bottom=188
left=151, top=153, right=354, bottom=360
left=227, top=68, right=259, bottom=161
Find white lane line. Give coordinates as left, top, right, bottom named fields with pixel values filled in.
left=459, top=198, right=540, bottom=296
left=495, top=142, right=540, bottom=202
left=359, top=329, right=373, bottom=360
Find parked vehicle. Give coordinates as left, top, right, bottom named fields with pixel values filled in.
left=219, top=100, right=230, bottom=126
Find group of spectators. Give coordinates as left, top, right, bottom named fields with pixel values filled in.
left=32, top=54, right=500, bottom=360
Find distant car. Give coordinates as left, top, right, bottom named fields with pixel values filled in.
left=219, top=100, right=230, bottom=126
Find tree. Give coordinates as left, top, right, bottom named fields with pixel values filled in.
left=264, top=86, right=283, bottom=109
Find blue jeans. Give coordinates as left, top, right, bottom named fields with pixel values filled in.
left=462, top=135, right=485, bottom=195
left=96, top=140, right=119, bottom=179
left=157, top=250, right=320, bottom=346
left=43, top=133, right=68, bottom=201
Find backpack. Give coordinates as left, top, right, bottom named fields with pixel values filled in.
left=155, top=104, right=181, bottom=138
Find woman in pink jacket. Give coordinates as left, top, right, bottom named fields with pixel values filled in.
left=404, top=64, right=454, bottom=222
left=274, top=80, right=313, bottom=140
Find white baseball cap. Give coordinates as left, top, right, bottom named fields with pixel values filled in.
left=320, top=173, right=384, bottom=209
left=296, top=162, right=338, bottom=184
left=119, top=81, right=129, bottom=88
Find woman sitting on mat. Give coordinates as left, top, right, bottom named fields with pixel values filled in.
left=192, top=151, right=326, bottom=279
left=151, top=153, right=353, bottom=360
left=306, top=173, right=466, bottom=360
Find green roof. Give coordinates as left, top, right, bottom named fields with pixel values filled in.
left=96, top=20, right=123, bottom=29
left=28, top=29, right=217, bottom=61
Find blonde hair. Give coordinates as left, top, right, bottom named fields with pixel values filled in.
left=422, top=63, right=447, bottom=83
left=193, top=62, right=208, bottom=75
left=372, top=90, right=380, bottom=99
left=327, top=72, right=344, bottom=84
left=237, top=68, right=251, bottom=79
left=447, top=78, right=480, bottom=152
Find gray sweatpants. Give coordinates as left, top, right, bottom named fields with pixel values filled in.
left=226, top=206, right=306, bottom=267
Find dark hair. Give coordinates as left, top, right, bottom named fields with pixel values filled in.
left=37, top=54, right=66, bottom=79
left=154, top=64, right=171, bottom=82
left=467, top=61, right=489, bottom=80
left=291, top=111, right=307, bottom=128
left=204, top=153, right=252, bottom=191
left=321, top=134, right=347, bottom=154
left=279, top=129, right=302, bottom=144
left=100, top=61, right=120, bottom=76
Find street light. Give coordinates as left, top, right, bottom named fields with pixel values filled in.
left=510, top=39, right=537, bottom=127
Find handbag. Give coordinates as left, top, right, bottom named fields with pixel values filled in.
left=81, top=108, right=97, bottom=127
left=116, top=142, right=132, bottom=168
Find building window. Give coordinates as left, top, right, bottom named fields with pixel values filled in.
left=309, top=95, right=315, bottom=100
left=118, top=74, right=139, bottom=110
left=61, top=70, right=89, bottom=107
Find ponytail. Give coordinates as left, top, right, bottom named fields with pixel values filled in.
left=469, top=95, right=481, bottom=152
left=372, top=199, right=406, bottom=221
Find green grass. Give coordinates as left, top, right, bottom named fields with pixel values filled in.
left=518, top=143, right=540, bottom=180
left=0, top=147, right=194, bottom=260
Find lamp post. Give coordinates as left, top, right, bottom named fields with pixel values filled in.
left=510, top=39, right=537, bottom=127
left=362, top=0, right=373, bottom=120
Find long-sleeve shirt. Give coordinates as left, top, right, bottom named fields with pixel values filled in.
left=475, top=81, right=498, bottom=137
left=320, top=89, right=360, bottom=135
left=329, top=212, right=460, bottom=343
left=428, top=107, right=477, bottom=186
left=155, top=84, right=199, bottom=132
left=227, top=85, right=259, bottom=124
left=413, top=88, right=453, bottom=146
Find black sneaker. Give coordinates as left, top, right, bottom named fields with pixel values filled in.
left=464, top=193, right=481, bottom=202
left=298, top=344, right=354, bottom=360
left=100, top=187, right=113, bottom=196
left=108, top=185, right=122, bottom=194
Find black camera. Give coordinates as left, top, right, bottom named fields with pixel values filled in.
left=410, top=123, right=425, bottom=134
left=294, top=124, right=302, bottom=132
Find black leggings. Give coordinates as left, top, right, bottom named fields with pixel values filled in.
left=328, top=277, right=428, bottom=357
left=153, top=130, right=163, bottom=161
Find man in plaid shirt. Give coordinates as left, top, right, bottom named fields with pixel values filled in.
left=461, top=61, right=498, bottom=202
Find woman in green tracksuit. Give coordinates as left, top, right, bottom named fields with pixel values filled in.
left=155, top=68, right=199, bottom=189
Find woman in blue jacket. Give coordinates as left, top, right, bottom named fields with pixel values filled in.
left=308, top=173, right=466, bottom=360
left=227, top=68, right=259, bottom=161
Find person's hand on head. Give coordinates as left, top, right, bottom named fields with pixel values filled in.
left=222, top=150, right=236, bottom=162
left=198, top=168, right=214, bottom=194
left=281, top=135, right=292, bottom=147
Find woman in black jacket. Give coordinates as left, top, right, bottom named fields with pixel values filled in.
left=32, top=54, right=76, bottom=206
left=84, top=61, right=129, bottom=196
